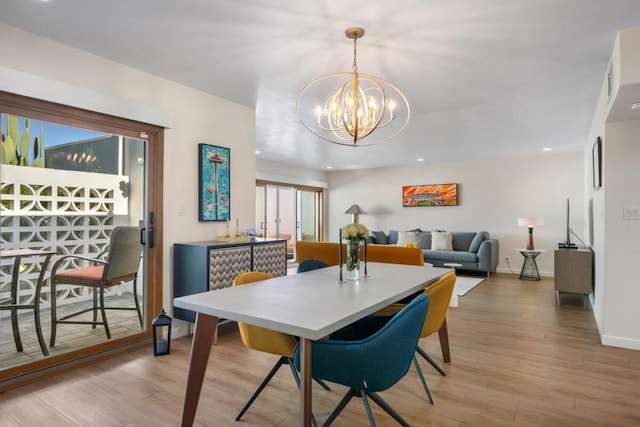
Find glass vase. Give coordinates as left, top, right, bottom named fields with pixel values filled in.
left=346, top=238, right=361, bottom=281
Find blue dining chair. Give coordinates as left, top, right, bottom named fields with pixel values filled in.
left=296, top=259, right=329, bottom=273
left=294, top=293, right=430, bottom=426
left=330, top=272, right=457, bottom=405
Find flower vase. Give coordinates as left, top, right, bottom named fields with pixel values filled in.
left=346, top=238, right=361, bottom=281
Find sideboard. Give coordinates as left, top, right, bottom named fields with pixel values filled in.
left=173, top=238, right=288, bottom=324
left=554, top=248, right=593, bottom=307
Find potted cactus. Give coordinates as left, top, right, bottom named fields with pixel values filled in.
left=1, top=115, right=44, bottom=167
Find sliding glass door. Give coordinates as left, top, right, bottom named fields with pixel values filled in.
left=0, top=92, right=163, bottom=384
left=297, top=189, right=320, bottom=243
left=256, top=182, right=322, bottom=263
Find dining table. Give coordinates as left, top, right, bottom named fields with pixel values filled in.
left=173, top=261, right=449, bottom=426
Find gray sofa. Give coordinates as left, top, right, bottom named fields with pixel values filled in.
left=366, top=229, right=499, bottom=276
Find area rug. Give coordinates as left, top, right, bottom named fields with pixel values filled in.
left=454, top=276, right=484, bottom=296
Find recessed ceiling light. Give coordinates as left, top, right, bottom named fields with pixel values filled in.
left=255, top=150, right=260, bottom=154
left=416, top=158, right=424, bottom=162
left=326, top=166, right=332, bottom=169
left=631, top=102, right=640, bottom=110
left=543, top=147, right=552, bottom=152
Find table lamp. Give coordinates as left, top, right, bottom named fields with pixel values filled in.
left=518, top=217, right=543, bottom=250
left=345, top=204, right=366, bottom=224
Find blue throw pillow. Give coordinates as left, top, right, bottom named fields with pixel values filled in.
left=415, top=231, right=432, bottom=249
left=469, top=232, right=488, bottom=253
left=370, top=230, right=389, bottom=245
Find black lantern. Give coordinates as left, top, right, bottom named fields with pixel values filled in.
left=152, top=308, right=172, bottom=356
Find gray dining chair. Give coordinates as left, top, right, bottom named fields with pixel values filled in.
left=49, top=226, right=143, bottom=346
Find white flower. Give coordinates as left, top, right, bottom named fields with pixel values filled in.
left=342, top=223, right=369, bottom=240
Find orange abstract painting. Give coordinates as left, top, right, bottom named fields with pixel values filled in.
left=402, top=184, right=458, bottom=207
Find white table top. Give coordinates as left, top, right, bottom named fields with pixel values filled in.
left=174, top=262, right=449, bottom=340
left=514, top=248, right=547, bottom=253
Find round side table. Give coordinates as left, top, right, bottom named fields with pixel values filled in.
left=515, top=249, right=546, bottom=281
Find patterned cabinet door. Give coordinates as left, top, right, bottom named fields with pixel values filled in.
left=253, top=241, right=287, bottom=277
left=208, top=246, right=252, bottom=290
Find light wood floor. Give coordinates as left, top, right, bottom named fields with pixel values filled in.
left=1, top=273, right=640, bottom=426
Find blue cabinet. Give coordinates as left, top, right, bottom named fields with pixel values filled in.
left=173, top=238, right=287, bottom=323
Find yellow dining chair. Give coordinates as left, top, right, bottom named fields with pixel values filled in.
left=415, top=271, right=456, bottom=377
left=232, top=271, right=327, bottom=423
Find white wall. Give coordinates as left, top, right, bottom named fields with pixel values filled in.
left=586, top=35, right=614, bottom=338
left=0, top=24, right=257, bottom=323
left=256, top=158, right=328, bottom=188
left=586, top=26, right=640, bottom=350
left=602, top=120, right=640, bottom=348
left=326, top=153, right=585, bottom=276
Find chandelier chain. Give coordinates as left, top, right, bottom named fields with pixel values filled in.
left=352, top=35, right=358, bottom=73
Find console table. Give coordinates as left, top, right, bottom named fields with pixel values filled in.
left=554, top=248, right=592, bottom=307
left=515, top=248, right=546, bottom=281
left=173, top=238, right=287, bottom=325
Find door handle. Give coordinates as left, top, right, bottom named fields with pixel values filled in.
left=140, top=227, right=155, bottom=248
left=148, top=227, right=155, bottom=248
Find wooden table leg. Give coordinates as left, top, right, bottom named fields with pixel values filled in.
left=299, top=337, right=313, bottom=427
left=181, top=313, right=218, bottom=427
left=438, top=318, right=451, bottom=363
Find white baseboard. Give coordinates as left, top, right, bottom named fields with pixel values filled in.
left=600, top=335, right=640, bottom=350
left=496, top=267, right=553, bottom=277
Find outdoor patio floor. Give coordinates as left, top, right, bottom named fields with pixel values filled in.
left=1, top=293, right=144, bottom=370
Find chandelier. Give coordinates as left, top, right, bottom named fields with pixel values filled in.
left=296, top=27, right=410, bottom=147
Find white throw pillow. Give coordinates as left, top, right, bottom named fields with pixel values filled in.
left=396, top=231, right=418, bottom=247
left=431, top=231, right=453, bottom=251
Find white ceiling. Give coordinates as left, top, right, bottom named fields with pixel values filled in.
left=3, top=0, right=640, bottom=171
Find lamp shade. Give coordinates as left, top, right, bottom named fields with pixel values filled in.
left=345, top=204, right=366, bottom=224
left=517, top=217, right=544, bottom=227
left=344, top=204, right=366, bottom=215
